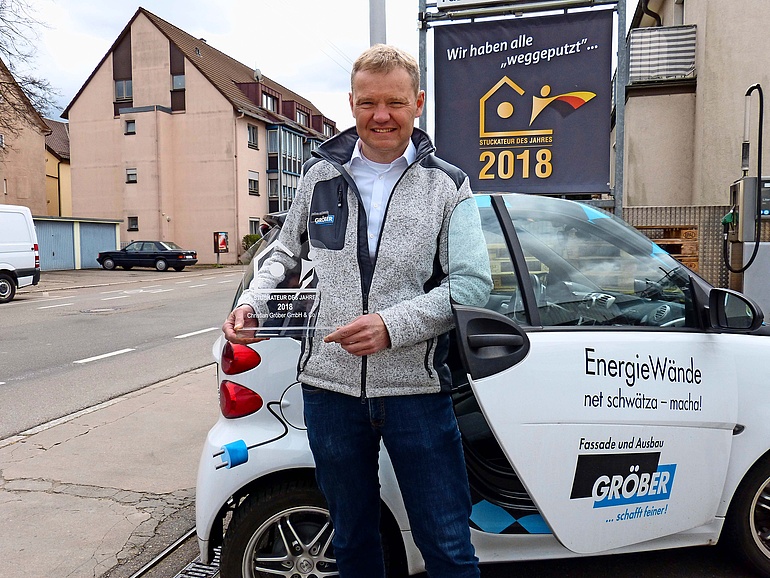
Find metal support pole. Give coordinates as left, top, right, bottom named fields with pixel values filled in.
left=613, top=0, right=628, bottom=216
left=370, top=0, right=387, bottom=45
left=419, top=0, right=428, bottom=131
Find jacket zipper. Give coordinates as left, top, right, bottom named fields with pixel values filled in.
left=360, top=294, right=369, bottom=402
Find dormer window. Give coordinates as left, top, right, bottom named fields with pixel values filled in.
left=262, top=93, right=277, bottom=112
left=296, top=110, right=309, bottom=126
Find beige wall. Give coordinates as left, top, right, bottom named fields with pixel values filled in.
left=44, top=150, right=72, bottom=216
left=0, top=125, right=46, bottom=215
left=69, top=12, right=274, bottom=264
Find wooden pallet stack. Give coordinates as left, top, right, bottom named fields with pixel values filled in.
left=637, top=225, right=699, bottom=272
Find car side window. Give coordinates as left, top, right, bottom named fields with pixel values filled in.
left=510, top=210, right=697, bottom=328
left=449, top=198, right=524, bottom=323
left=125, top=243, right=138, bottom=252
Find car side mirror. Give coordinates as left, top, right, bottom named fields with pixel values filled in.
left=709, top=288, right=764, bottom=332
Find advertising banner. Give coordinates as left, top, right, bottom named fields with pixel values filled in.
left=434, top=10, right=613, bottom=194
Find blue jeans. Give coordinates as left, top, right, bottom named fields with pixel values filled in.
left=302, top=384, right=480, bottom=578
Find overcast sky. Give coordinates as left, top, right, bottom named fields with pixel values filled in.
left=25, top=1, right=635, bottom=131
left=27, top=0, right=421, bottom=130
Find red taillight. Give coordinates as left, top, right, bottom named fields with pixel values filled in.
left=220, top=380, right=263, bottom=418
left=34, top=243, right=40, bottom=269
left=221, top=341, right=262, bottom=375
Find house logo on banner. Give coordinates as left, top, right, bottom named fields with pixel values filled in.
left=434, top=10, right=613, bottom=194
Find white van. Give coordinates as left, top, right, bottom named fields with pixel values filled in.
left=0, top=204, right=40, bottom=303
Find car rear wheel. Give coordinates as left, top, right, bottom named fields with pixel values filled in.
left=102, top=258, right=116, bottom=270
left=155, top=259, right=168, bottom=271
left=220, top=480, right=406, bottom=578
left=0, top=273, right=16, bottom=303
left=173, top=265, right=185, bottom=271
left=725, top=455, right=770, bottom=577
left=221, top=481, right=337, bottom=578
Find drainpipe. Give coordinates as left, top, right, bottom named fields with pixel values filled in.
left=641, top=0, right=662, bottom=26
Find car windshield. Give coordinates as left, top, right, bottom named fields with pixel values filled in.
left=160, top=241, right=183, bottom=250
left=449, top=194, right=697, bottom=329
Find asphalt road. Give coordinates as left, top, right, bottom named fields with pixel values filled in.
left=0, top=266, right=240, bottom=438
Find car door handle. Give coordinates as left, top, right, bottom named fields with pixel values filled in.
left=467, top=333, right=525, bottom=349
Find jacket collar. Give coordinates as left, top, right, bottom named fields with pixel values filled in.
left=314, top=126, right=436, bottom=168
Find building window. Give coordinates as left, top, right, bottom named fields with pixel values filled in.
left=262, top=92, right=277, bottom=112
left=0, top=134, right=4, bottom=148
left=127, top=216, right=138, bottom=231
left=296, top=110, right=309, bottom=126
left=249, top=218, right=261, bottom=235
left=323, top=123, right=334, bottom=138
left=115, top=79, right=133, bottom=101
left=124, top=120, right=136, bottom=135
left=248, top=170, right=260, bottom=196
left=172, top=74, right=185, bottom=90
left=268, top=129, right=279, bottom=153
left=126, top=168, right=138, bottom=183
left=248, top=124, right=258, bottom=149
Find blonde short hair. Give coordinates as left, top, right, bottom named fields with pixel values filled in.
left=351, top=44, right=421, bottom=96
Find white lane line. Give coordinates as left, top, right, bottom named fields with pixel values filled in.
left=100, top=289, right=123, bottom=295
left=187, top=284, right=206, bottom=288
left=147, top=288, right=173, bottom=293
left=176, top=280, right=192, bottom=284
left=218, top=280, right=235, bottom=284
left=141, top=285, right=162, bottom=289
left=101, top=295, right=130, bottom=301
left=174, top=327, right=219, bottom=339
left=73, top=348, right=135, bottom=364
left=34, top=296, right=70, bottom=303
left=202, top=277, right=218, bottom=280
left=37, top=302, right=74, bottom=309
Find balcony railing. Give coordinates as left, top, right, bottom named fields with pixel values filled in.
left=629, top=25, right=697, bottom=83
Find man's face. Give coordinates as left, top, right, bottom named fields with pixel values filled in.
left=349, top=67, right=425, bottom=164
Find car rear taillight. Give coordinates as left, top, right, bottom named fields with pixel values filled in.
left=221, top=342, right=261, bottom=375
left=220, top=380, right=264, bottom=418
left=34, top=243, right=40, bottom=269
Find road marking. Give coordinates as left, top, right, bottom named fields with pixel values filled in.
left=34, top=296, right=70, bottom=303
left=147, top=288, right=173, bottom=293
left=141, top=285, right=162, bottom=289
left=174, top=327, right=220, bottom=339
left=73, top=348, right=135, bottom=364
left=102, top=295, right=130, bottom=301
left=100, top=289, right=123, bottom=294
left=218, top=280, right=235, bottom=284
left=176, top=279, right=192, bottom=284
left=188, top=284, right=207, bottom=288
left=202, top=276, right=218, bottom=280
left=37, top=302, right=74, bottom=309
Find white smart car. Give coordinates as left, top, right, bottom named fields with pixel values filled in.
left=196, top=193, right=770, bottom=578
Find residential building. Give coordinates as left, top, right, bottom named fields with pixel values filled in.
left=0, top=57, right=49, bottom=215
left=62, top=7, right=337, bottom=264
left=44, top=119, right=72, bottom=217
left=619, top=0, right=770, bottom=207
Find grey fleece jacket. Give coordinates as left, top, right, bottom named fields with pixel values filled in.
left=237, top=127, right=491, bottom=398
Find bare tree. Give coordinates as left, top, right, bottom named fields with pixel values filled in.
left=0, top=0, right=58, bottom=137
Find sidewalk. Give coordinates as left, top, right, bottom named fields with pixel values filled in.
left=5, top=268, right=229, bottom=577
left=0, top=364, right=219, bottom=578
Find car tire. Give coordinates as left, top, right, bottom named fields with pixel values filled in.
left=102, top=258, right=116, bottom=270
left=220, top=479, right=406, bottom=578
left=725, top=455, right=770, bottom=577
left=173, top=265, right=185, bottom=271
left=0, top=273, right=16, bottom=304
left=155, top=259, right=168, bottom=271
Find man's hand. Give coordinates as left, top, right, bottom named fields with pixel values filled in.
left=324, top=313, right=391, bottom=356
left=222, top=305, right=266, bottom=345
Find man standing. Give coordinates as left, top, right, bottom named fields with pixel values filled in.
left=224, top=44, right=487, bottom=577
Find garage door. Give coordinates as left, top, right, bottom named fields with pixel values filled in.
left=80, top=223, right=118, bottom=269
left=35, top=220, right=75, bottom=271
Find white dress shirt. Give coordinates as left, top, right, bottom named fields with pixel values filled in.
left=346, top=139, right=417, bottom=260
